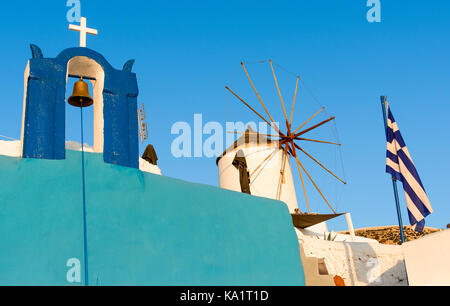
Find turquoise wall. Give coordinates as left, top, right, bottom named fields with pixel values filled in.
left=0, top=151, right=304, bottom=286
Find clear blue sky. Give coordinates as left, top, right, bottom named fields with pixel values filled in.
left=0, top=1, right=448, bottom=230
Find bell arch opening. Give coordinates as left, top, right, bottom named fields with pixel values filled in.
left=66, top=56, right=105, bottom=153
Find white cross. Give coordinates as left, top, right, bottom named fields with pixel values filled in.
left=69, top=17, right=98, bottom=48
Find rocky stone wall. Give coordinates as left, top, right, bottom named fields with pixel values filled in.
left=340, top=226, right=441, bottom=245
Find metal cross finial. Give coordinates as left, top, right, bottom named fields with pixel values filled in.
left=69, top=17, right=98, bottom=47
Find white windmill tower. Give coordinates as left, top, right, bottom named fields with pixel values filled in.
left=217, top=126, right=299, bottom=213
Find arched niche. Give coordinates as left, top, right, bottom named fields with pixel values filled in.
left=66, top=56, right=105, bottom=153
left=21, top=46, right=139, bottom=169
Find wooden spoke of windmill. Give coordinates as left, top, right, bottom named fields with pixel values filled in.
left=292, top=107, right=325, bottom=134
left=293, top=143, right=347, bottom=185
left=249, top=149, right=277, bottom=178
left=293, top=146, right=337, bottom=214
left=290, top=76, right=300, bottom=128
left=292, top=148, right=310, bottom=213
left=241, top=62, right=276, bottom=124
left=270, top=59, right=290, bottom=127
left=225, top=60, right=346, bottom=214
left=296, top=137, right=341, bottom=146
left=225, top=86, right=285, bottom=137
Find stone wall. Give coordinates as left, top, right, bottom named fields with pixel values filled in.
left=339, top=226, right=441, bottom=245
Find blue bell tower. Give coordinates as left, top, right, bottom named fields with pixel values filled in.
left=20, top=44, right=139, bottom=169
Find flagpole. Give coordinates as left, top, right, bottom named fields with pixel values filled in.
left=380, top=96, right=406, bottom=244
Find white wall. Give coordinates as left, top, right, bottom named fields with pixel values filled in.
left=297, top=231, right=407, bottom=286
left=1, top=140, right=162, bottom=176
left=20, top=61, right=30, bottom=156
left=0, top=140, right=21, bottom=157
left=298, top=228, right=450, bottom=286
left=403, top=230, right=450, bottom=286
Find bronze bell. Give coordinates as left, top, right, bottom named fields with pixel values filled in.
left=68, top=77, right=93, bottom=108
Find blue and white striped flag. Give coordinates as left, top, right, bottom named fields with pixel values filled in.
left=385, top=103, right=433, bottom=232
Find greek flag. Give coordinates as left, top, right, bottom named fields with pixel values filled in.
left=385, top=103, right=433, bottom=232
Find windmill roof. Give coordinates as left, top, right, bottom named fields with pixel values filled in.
left=216, top=127, right=275, bottom=165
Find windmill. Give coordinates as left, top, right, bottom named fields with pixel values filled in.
left=223, top=60, right=347, bottom=227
